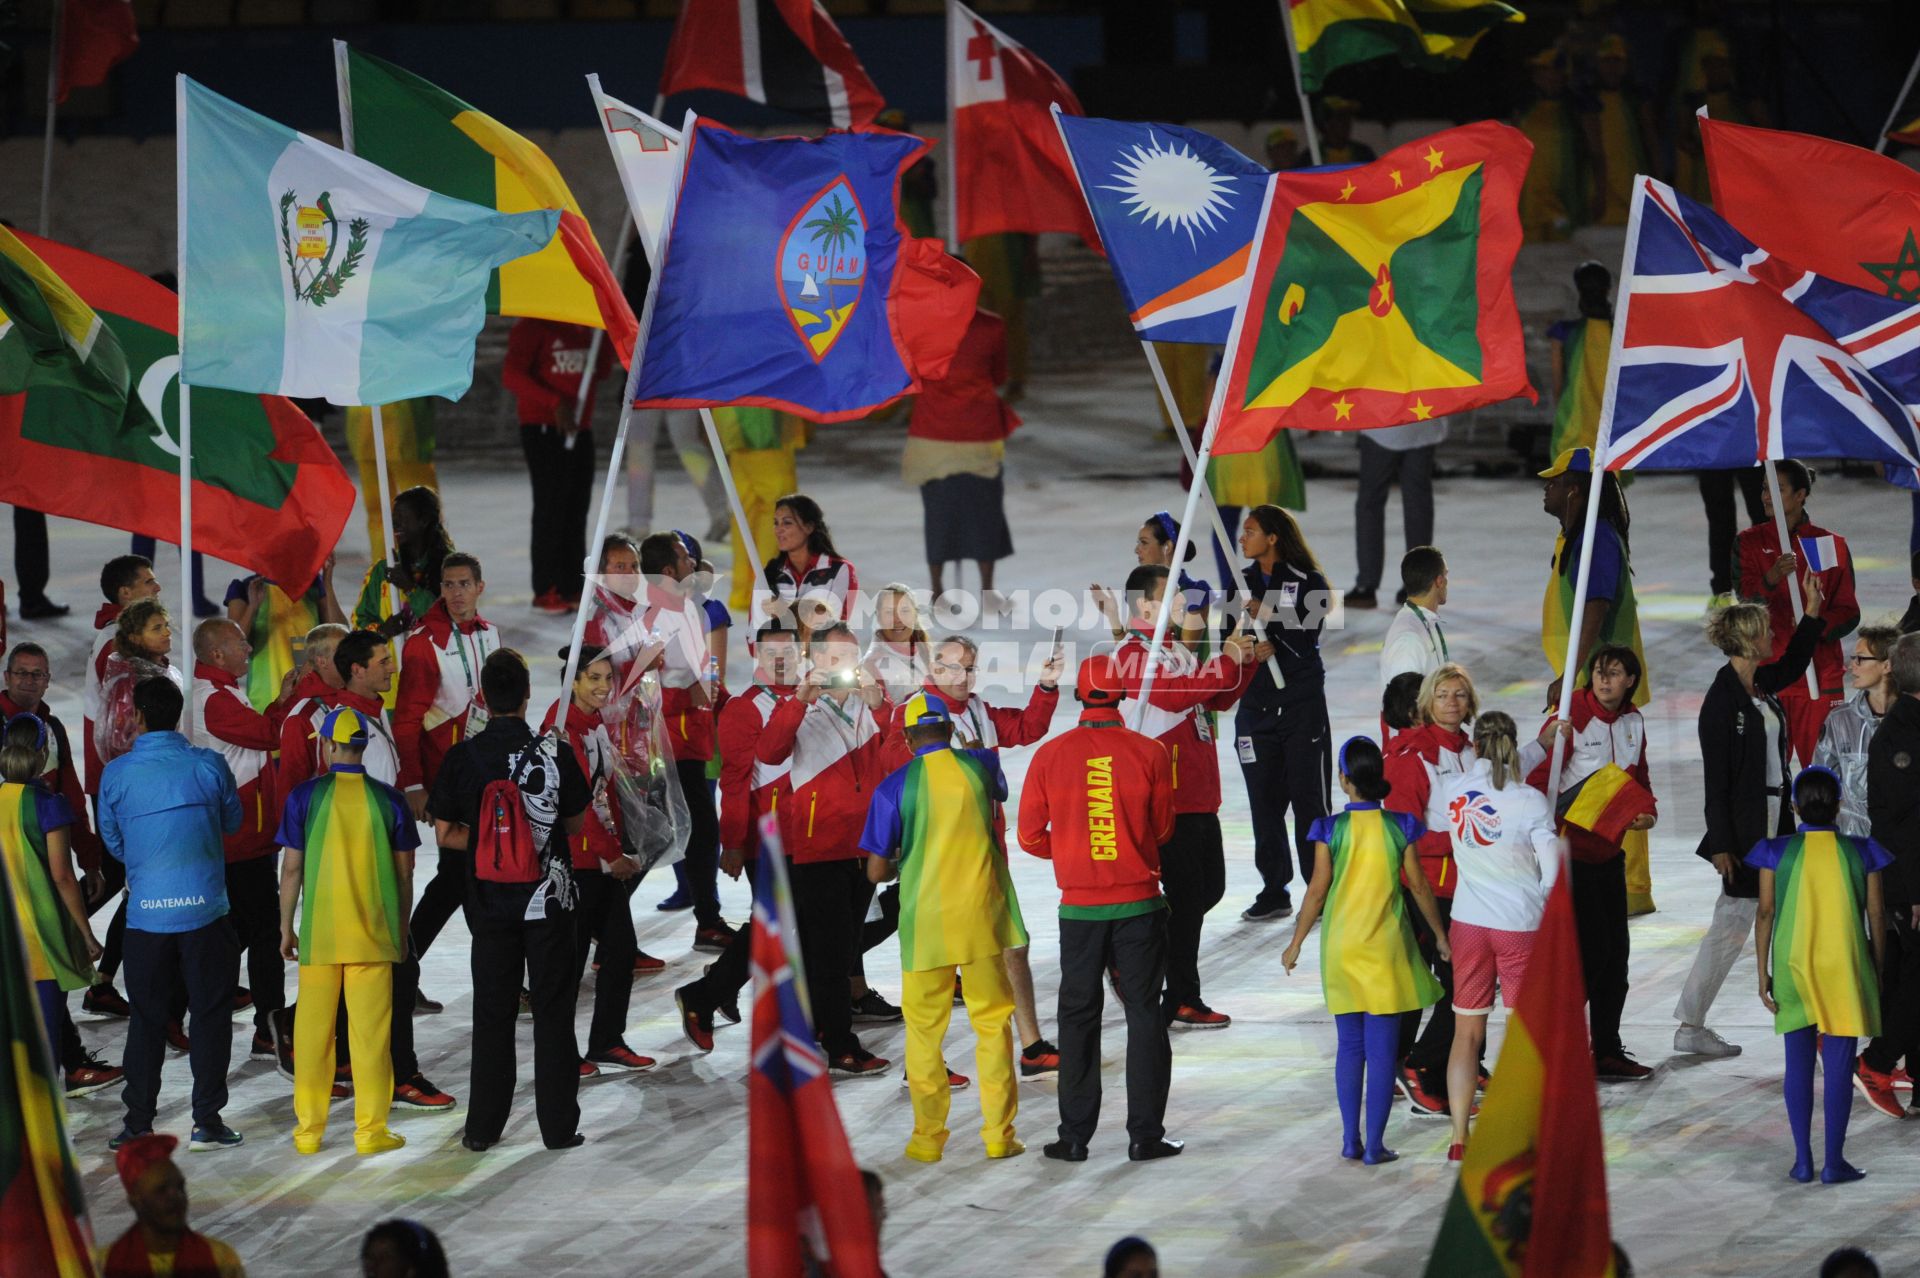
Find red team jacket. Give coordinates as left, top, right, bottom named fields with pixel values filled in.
left=1017, top=707, right=1175, bottom=908
left=393, top=600, right=499, bottom=791
left=1735, top=518, right=1859, bottom=696
left=754, top=692, right=888, bottom=863
left=1110, top=632, right=1250, bottom=816
left=278, top=683, right=400, bottom=794
left=190, top=662, right=286, bottom=861
left=501, top=318, right=612, bottom=428
left=543, top=698, right=625, bottom=870
left=718, top=683, right=798, bottom=859
left=1383, top=722, right=1475, bottom=899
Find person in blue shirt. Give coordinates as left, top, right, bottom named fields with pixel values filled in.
left=96, top=676, right=244, bottom=1153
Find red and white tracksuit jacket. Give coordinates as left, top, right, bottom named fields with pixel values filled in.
left=1112, top=632, right=1251, bottom=816
left=277, top=683, right=401, bottom=795
left=0, top=692, right=101, bottom=870
left=753, top=552, right=858, bottom=630
left=1383, top=723, right=1475, bottom=898
left=81, top=603, right=123, bottom=796
left=638, top=583, right=717, bottom=764
left=393, top=599, right=499, bottom=791
left=1521, top=687, right=1656, bottom=855
left=755, top=691, right=887, bottom=863
left=718, top=683, right=798, bottom=860
left=543, top=697, right=626, bottom=871
left=190, top=662, right=286, bottom=862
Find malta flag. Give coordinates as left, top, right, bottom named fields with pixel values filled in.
left=948, top=0, right=1099, bottom=247
left=661, top=0, right=882, bottom=130
left=1424, top=867, right=1616, bottom=1277
left=747, top=816, right=882, bottom=1278
left=56, top=0, right=137, bottom=103
left=588, top=76, right=683, bottom=265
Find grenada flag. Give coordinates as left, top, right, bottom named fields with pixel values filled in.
left=1210, top=121, right=1534, bottom=454
left=1424, top=866, right=1615, bottom=1277
left=335, top=43, right=637, bottom=364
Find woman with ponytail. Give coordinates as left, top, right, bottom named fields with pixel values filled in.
left=1282, top=736, right=1449, bottom=1165
left=1426, top=711, right=1561, bottom=1161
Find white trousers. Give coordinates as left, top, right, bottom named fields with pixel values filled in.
left=1673, top=892, right=1759, bottom=1027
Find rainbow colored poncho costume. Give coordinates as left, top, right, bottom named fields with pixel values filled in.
left=1746, top=828, right=1892, bottom=1037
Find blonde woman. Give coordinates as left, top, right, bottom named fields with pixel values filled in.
left=1673, top=578, right=1825, bottom=1061
left=861, top=584, right=930, bottom=701
left=1425, top=711, right=1560, bottom=1161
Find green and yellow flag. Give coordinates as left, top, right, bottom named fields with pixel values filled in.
left=1424, top=870, right=1614, bottom=1277
left=0, top=225, right=129, bottom=415
left=334, top=42, right=638, bottom=362
left=1212, top=121, right=1534, bottom=454
left=1291, top=0, right=1524, bottom=92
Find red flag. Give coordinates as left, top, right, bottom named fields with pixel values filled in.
left=747, top=816, right=882, bottom=1278
left=56, top=0, right=137, bottom=103
left=946, top=0, right=1099, bottom=248
left=1701, top=115, right=1920, bottom=300
left=661, top=0, right=882, bottom=130
left=893, top=235, right=984, bottom=384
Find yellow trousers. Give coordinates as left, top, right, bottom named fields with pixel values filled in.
left=293, top=962, right=395, bottom=1152
left=900, top=953, right=1017, bottom=1162
left=727, top=448, right=798, bottom=614
left=345, top=404, right=439, bottom=565
left=1623, top=828, right=1655, bottom=914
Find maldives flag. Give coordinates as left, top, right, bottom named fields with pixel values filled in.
left=947, top=0, right=1099, bottom=247
left=746, top=815, right=881, bottom=1278
left=1424, top=867, right=1615, bottom=1277
left=0, top=231, right=354, bottom=589
left=661, top=0, right=883, bottom=130
left=56, top=0, right=137, bottom=103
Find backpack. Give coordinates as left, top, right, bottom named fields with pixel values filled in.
left=473, top=776, right=540, bottom=884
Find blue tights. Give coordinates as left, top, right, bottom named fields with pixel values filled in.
left=1335, top=1012, right=1400, bottom=1164
left=1783, top=1028, right=1864, bottom=1184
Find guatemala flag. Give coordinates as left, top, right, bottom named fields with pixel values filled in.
left=1055, top=112, right=1269, bottom=343
left=178, top=76, right=559, bottom=406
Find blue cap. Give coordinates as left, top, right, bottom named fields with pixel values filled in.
left=318, top=707, right=371, bottom=746
left=901, top=691, right=952, bottom=728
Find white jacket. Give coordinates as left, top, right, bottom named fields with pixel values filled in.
left=1426, top=758, right=1560, bottom=932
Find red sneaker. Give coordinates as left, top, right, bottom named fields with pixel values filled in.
left=1447, top=1142, right=1465, bottom=1162
left=1019, top=1039, right=1061, bottom=1079
left=693, top=922, right=737, bottom=954
left=579, top=1060, right=601, bottom=1078
left=165, top=1022, right=190, bottom=1055
left=587, top=1045, right=658, bottom=1073
left=532, top=589, right=571, bottom=614
left=81, top=983, right=131, bottom=1018
left=249, top=1032, right=276, bottom=1062
left=1169, top=1003, right=1232, bottom=1030
left=827, top=1049, right=890, bottom=1079
left=393, top=1073, right=456, bottom=1110
left=633, top=951, right=667, bottom=976
left=64, top=1052, right=125, bottom=1098
left=1892, top=1065, right=1914, bottom=1093
left=1396, top=1066, right=1450, bottom=1118
left=1855, top=1060, right=1905, bottom=1119
left=1595, top=1052, right=1655, bottom=1081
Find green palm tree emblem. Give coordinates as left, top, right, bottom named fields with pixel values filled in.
left=802, top=192, right=860, bottom=324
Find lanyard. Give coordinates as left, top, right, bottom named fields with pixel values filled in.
left=1408, top=603, right=1448, bottom=661
left=449, top=621, right=489, bottom=695
left=817, top=692, right=858, bottom=732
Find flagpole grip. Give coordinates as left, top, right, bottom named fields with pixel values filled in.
left=1764, top=460, right=1823, bottom=701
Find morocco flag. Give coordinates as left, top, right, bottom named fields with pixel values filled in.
left=56, top=0, right=137, bottom=103
left=1424, top=867, right=1616, bottom=1277
left=1211, top=121, right=1533, bottom=454
left=660, top=0, right=882, bottom=130
left=0, top=231, right=354, bottom=589
left=947, top=0, right=1099, bottom=247
left=335, top=44, right=637, bottom=364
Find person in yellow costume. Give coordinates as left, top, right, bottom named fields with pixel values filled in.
left=1591, top=35, right=1661, bottom=226
left=961, top=232, right=1038, bottom=401
left=223, top=560, right=346, bottom=712
left=344, top=400, right=439, bottom=570
left=708, top=406, right=807, bottom=615
left=1546, top=261, right=1614, bottom=460
left=1673, top=29, right=1769, bottom=201
left=1515, top=48, right=1599, bottom=242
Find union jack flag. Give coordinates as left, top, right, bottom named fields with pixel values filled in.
left=1598, top=177, right=1920, bottom=473
left=746, top=814, right=881, bottom=1278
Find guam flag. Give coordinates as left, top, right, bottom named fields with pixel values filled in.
left=1211, top=122, right=1534, bottom=454
left=632, top=119, right=977, bottom=422
left=1424, top=867, right=1615, bottom=1277
left=746, top=815, right=881, bottom=1278
left=1055, top=112, right=1270, bottom=343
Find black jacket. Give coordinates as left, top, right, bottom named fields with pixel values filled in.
left=1234, top=560, right=1329, bottom=720
left=1696, top=614, right=1821, bottom=898
left=1868, top=695, right=1920, bottom=905
left=1899, top=593, right=1920, bottom=636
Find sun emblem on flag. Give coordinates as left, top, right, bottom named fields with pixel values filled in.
left=1099, top=131, right=1237, bottom=248
left=778, top=177, right=868, bottom=363
left=1448, top=790, right=1503, bottom=847
left=277, top=190, right=369, bottom=307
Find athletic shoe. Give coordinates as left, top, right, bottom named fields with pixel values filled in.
left=656, top=887, right=693, bottom=912
left=415, top=989, right=445, bottom=1014
left=899, top=1066, right=970, bottom=1089
left=1673, top=1024, right=1741, bottom=1058
left=1241, top=897, right=1292, bottom=922
left=693, top=921, right=737, bottom=954
left=81, top=983, right=131, bottom=1018
left=355, top=1131, right=406, bottom=1156
left=850, top=991, right=903, bottom=1024
left=676, top=986, right=716, bottom=1054
left=717, top=995, right=742, bottom=1026
left=18, top=595, right=70, bottom=620
left=189, top=1123, right=244, bottom=1151
left=952, top=974, right=965, bottom=1004
left=587, top=1045, right=658, bottom=1073
left=1019, top=1039, right=1061, bottom=1079
left=1345, top=587, right=1379, bottom=610
left=249, top=1032, right=276, bottom=1062
left=1855, top=1061, right=1906, bottom=1119
left=165, top=1022, right=190, bottom=1055
left=334, top=1065, right=354, bottom=1098
left=1594, top=1052, right=1655, bottom=1081
left=633, top=950, right=667, bottom=976
left=1893, top=1066, right=1915, bottom=1093
left=109, top=1127, right=153, bottom=1151
left=531, top=589, right=571, bottom=614
left=1170, top=1003, right=1232, bottom=1030
left=1447, top=1142, right=1464, bottom=1163
left=393, top=1073, right=456, bottom=1110
left=65, top=1052, right=125, bottom=1098
left=827, top=1049, right=890, bottom=1079
left=1397, top=1066, right=1450, bottom=1117
left=268, top=1008, right=297, bottom=1080
left=578, top=1060, right=601, bottom=1079
left=232, top=986, right=253, bottom=1011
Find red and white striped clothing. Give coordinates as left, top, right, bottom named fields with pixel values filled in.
left=393, top=599, right=499, bottom=791
left=755, top=690, right=886, bottom=863
left=1110, top=632, right=1249, bottom=816
left=718, top=683, right=798, bottom=858
left=190, top=662, right=284, bottom=862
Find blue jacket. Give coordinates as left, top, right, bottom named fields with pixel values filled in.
left=98, top=731, right=242, bottom=933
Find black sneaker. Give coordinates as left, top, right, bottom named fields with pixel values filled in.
left=827, top=1048, right=890, bottom=1079
left=268, top=1007, right=296, bottom=1081
left=850, top=990, right=903, bottom=1024
left=1241, top=897, right=1292, bottom=921
left=1345, top=587, right=1379, bottom=610
left=415, top=989, right=445, bottom=1014
left=108, top=1127, right=153, bottom=1151
left=1019, top=1039, right=1061, bottom=1079
left=82, top=983, right=131, bottom=1018
left=189, top=1122, right=245, bottom=1151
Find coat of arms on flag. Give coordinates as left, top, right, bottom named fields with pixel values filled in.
left=781, top=179, right=867, bottom=360
left=279, top=192, right=369, bottom=306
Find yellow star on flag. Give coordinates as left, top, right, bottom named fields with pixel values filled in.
left=1424, top=146, right=1444, bottom=172
left=1390, top=169, right=1403, bottom=188
left=1333, top=395, right=1355, bottom=421
left=1411, top=398, right=1433, bottom=419
left=1340, top=179, right=1356, bottom=201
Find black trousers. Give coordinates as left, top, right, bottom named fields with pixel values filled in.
left=1058, top=908, right=1171, bottom=1145
left=1864, top=906, right=1920, bottom=1074
left=1354, top=438, right=1436, bottom=593
left=788, top=859, right=869, bottom=1058
left=1571, top=855, right=1630, bottom=1058
left=89, top=859, right=127, bottom=981
left=1159, top=812, right=1225, bottom=1017
left=411, top=847, right=471, bottom=960
left=12, top=507, right=49, bottom=601
left=224, top=857, right=283, bottom=1032
left=1697, top=468, right=1766, bottom=597
left=521, top=424, right=595, bottom=600
left=468, top=890, right=581, bottom=1148
left=121, top=919, right=237, bottom=1133
left=684, top=865, right=757, bottom=1015
left=573, top=871, right=637, bottom=1056
left=1236, top=699, right=1331, bottom=906
left=676, top=760, right=723, bottom=929
left=335, top=948, right=421, bottom=1080
left=1400, top=894, right=1459, bottom=1091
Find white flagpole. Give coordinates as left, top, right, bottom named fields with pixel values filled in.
left=945, top=0, right=961, bottom=251
left=1875, top=43, right=1920, bottom=155
left=571, top=217, right=634, bottom=439
left=174, top=73, right=196, bottom=731
left=1275, top=0, right=1323, bottom=166
left=1764, top=459, right=1823, bottom=701
left=40, top=0, right=62, bottom=236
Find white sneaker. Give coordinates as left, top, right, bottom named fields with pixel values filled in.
left=1673, top=1024, right=1741, bottom=1057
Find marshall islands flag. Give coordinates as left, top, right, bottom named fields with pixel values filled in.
left=178, top=76, right=560, bottom=406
